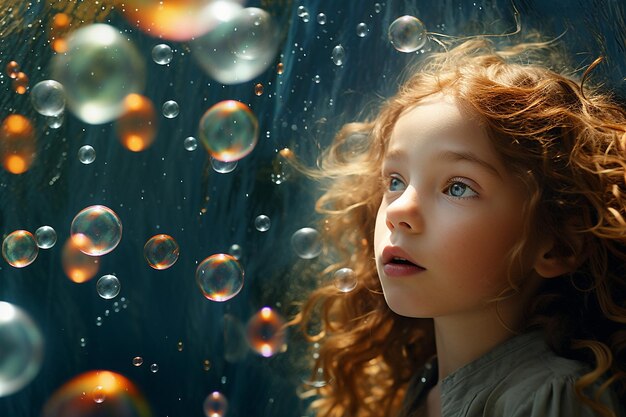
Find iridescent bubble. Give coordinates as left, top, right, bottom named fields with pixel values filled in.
left=203, top=391, right=228, bottom=417
left=41, top=370, right=151, bottom=417
left=162, top=100, right=179, bottom=119
left=356, top=22, right=368, bottom=37
left=291, top=227, right=322, bottom=259
left=195, top=254, right=244, bottom=302
left=199, top=100, right=258, bottom=162
left=30, top=80, right=66, bottom=117
left=333, top=267, right=357, bottom=292
left=35, top=225, right=57, bottom=249
left=331, top=44, right=345, bottom=66
left=152, top=44, right=173, bottom=65
left=78, top=145, right=96, bottom=164
left=184, top=136, right=198, bottom=151
left=228, top=243, right=242, bottom=260
left=388, top=15, right=428, bottom=53
left=116, top=94, right=157, bottom=152
left=246, top=307, right=286, bottom=357
left=2, top=230, right=38, bottom=268
left=0, top=114, right=36, bottom=174
left=132, top=356, right=143, bottom=367
left=254, top=215, right=270, bottom=232
left=61, top=236, right=100, bottom=283
left=210, top=157, right=237, bottom=173
left=143, top=234, right=179, bottom=270
left=51, top=23, right=145, bottom=124
left=0, top=301, right=44, bottom=397
left=191, top=6, right=280, bottom=84
left=317, top=13, right=327, bottom=25
left=70, top=205, right=123, bottom=256
left=96, top=275, right=121, bottom=299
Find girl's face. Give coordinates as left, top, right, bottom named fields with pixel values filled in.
left=373, top=95, right=534, bottom=320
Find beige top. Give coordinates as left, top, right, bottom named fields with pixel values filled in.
left=399, top=330, right=625, bottom=417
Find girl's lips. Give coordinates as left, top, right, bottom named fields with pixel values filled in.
left=381, top=246, right=425, bottom=268
left=383, top=263, right=426, bottom=277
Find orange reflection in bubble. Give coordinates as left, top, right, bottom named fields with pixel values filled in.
left=246, top=307, right=286, bottom=357
left=41, top=370, right=152, bottom=417
left=116, top=94, right=157, bottom=152
left=13, top=72, right=29, bottom=94
left=50, top=13, right=71, bottom=53
left=5, top=61, right=19, bottom=79
left=121, top=0, right=229, bottom=41
left=0, top=115, right=36, bottom=174
left=61, top=235, right=100, bottom=283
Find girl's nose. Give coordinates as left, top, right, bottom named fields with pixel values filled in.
left=385, top=187, right=423, bottom=233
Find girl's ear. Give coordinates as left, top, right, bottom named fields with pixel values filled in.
left=532, top=233, right=583, bottom=279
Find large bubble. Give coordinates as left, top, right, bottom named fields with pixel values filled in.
left=30, top=80, right=66, bottom=117
left=388, top=15, right=428, bottom=53
left=41, top=370, right=151, bottom=417
left=121, top=0, right=244, bottom=41
left=199, top=100, right=258, bottom=162
left=51, top=24, right=145, bottom=124
left=70, top=205, right=122, bottom=256
left=191, top=6, right=280, bottom=84
left=0, top=114, right=36, bottom=174
left=195, top=254, right=244, bottom=302
left=2, top=230, right=38, bottom=268
left=246, top=307, right=286, bottom=357
left=0, top=301, right=44, bottom=397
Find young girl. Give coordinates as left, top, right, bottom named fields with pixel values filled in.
left=291, top=38, right=626, bottom=417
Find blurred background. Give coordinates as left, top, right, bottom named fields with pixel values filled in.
left=0, top=0, right=624, bottom=416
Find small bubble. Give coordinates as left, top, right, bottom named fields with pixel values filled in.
left=177, top=341, right=183, bottom=352
left=374, top=3, right=382, bottom=13
left=35, top=225, right=57, bottom=249
left=92, top=385, right=106, bottom=403
left=356, top=22, right=368, bottom=37
left=162, top=100, right=179, bottom=118
left=331, top=44, right=345, bottom=66
left=255, top=215, right=271, bottom=232
left=228, top=244, right=242, bottom=260
left=152, top=43, right=173, bottom=65
left=80, top=337, right=87, bottom=348
left=333, top=267, right=357, bottom=292
left=78, top=145, right=96, bottom=164
left=254, top=83, right=263, bottom=96
left=313, top=75, right=320, bottom=84
left=132, top=356, right=143, bottom=367
left=96, top=274, right=121, bottom=299
left=297, top=6, right=308, bottom=17
left=203, top=359, right=211, bottom=371
left=95, top=316, right=103, bottom=326
left=317, top=13, right=327, bottom=25
left=276, top=63, right=284, bottom=74
left=184, top=136, right=198, bottom=151
left=150, top=363, right=159, bottom=373
left=301, top=11, right=310, bottom=22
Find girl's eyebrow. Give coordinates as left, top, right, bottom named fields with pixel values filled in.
left=436, top=149, right=502, bottom=179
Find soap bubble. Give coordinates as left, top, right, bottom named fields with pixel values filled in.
left=35, top=225, right=57, bottom=249
left=356, top=22, right=368, bottom=37
left=13, top=72, right=29, bottom=94
left=70, top=205, right=122, bottom=256
left=41, top=370, right=151, bottom=417
left=375, top=3, right=382, bottom=13
left=297, top=6, right=308, bottom=17
left=143, top=234, right=179, bottom=270
left=116, top=94, right=157, bottom=152
left=96, top=275, right=121, bottom=299
left=62, top=236, right=100, bottom=283
left=254, top=215, right=270, bottom=232
left=162, top=100, right=179, bottom=118
left=388, top=15, right=428, bottom=53
left=228, top=243, right=242, bottom=260
left=78, top=145, right=96, bottom=164
left=333, top=267, right=357, bottom=292
left=5, top=61, right=19, bottom=78
left=152, top=44, right=173, bottom=65
left=199, top=100, right=258, bottom=162
left=0, top=301, right=44, bottom=397
left=150, top=364, right=158, bottom=373
left=203, top=391, right=228, bottom=417
left=0, top=114, right=36, bottom=174
left=191, top=6, right=280, bottom=84
left=291, top=227, right=322, bottom=259
left=210, top=157, right=238, bottom=173
left=51, top=23, right=145, bottom=124
left=195, top=254, right=244, bottom=302
left=132, top=357, right=143, bottom=367
left=2, top=230, right=38, bottom=268
left=331, top=44, right=345, bottom=66
left=254, top=83, right=264, bottom=96
left=30, top=80, right=65, bottom=117
left=317, top=13, right=327, bottom=25
left=246, top=307, right=286, bottom=357
left=184, top=136, right=198, bottom=151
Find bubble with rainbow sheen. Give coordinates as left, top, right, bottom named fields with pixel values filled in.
left=51, top=23, right=145, bottom=125
left=195, top=254, right=244, bottom=302
left=70, top=205, right=122, bottom=256
left=0, top=301, right=44, bottom=397
left=191, top=6, right=280, bottom=84
left=143, top=234, right=179, bottom=270
left=41, top=370, right=151, bottom=417
left=199, top=100, right=258, bottom=162
left=246, top=307, right=286, bottom=357
left=203, top=391, right=228, bottom=417
left=35, top=225, right=57, bottom=249
left=2, top=230, right=38, bottom=268
left=388, top=15, right=428, bottom=53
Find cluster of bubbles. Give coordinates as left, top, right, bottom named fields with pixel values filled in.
left=0, top=301, right=44, bottom=397
left=40, top=370, right=151, bottom=417
left=195, top=254, right=244, bottom=302
left=1, top=225, right=56, bottom=268
left=143, top=234, right=180, bottom=270
left=5, top=60, right=29, bottom=94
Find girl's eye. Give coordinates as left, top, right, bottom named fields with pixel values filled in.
left=388, top=176, right=406, bottom=192
left=444, top=180, right=478, bottom=198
